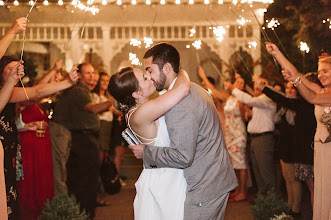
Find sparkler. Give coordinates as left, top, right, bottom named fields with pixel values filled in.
left=129, top=53, right=142, bottom=66
left=143, top=37, right=153, bottom=48
left=18, top=0, right=39, bottom=100
left=299, top=42, right=309, bottom=54
left=189, top=28, right=196, bottom=38
left=323, top=18, right=331, bottom=29
left=130, top=39, right=142, bottom=47
left=248, top=41, right=257, bottom=48
left=212, top=26, right=226, bottom=42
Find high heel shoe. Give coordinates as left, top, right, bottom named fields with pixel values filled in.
left=229, top=191, right=239, bottom=199
left=229, top=192, right=248, bottom=202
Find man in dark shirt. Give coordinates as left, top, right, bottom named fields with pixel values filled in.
left=58, top=63, right=112, bottom=218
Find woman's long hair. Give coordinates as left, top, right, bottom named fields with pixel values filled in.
left=92, top=72, right=111, bottom=98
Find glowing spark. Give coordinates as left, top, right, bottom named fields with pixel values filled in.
left=189, top=28, right=196, bottom=37
left=248, top=41, right=257, bottom=48
left=144, top=37, right=153, bottom=48
left=237, top=17, right=251, bottom=26
left=192, top=40, right=202, bottom=50
left=72, top=0, right=78, bottom=5
left=87, top=0, right=94, bottom=5
left=72, top=0, right=99, bottom=15
left=299, top=42, right=309, bottom=54
left=266, top=18, right=280, bottom=30
left=186, top=45, right=190, bottom=48
left=129, top=53, right=142, bottom=66
left=322, top=18, right=331, bottom=29
left=212, top=26, right=226, bottom=42
left=130, top=39, right=142, bottom=47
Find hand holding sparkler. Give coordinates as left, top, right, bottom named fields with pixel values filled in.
left=281, top=68, right=298, bottom=83
left=265, top=42, right=281, bottom=57
left=68, top=67, right=79, bottom=84
left=7, top=61, right=25, bottom=85
left=8, top=17, right=28, bottom=35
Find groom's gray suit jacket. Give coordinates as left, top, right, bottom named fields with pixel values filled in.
left=143, top=82, right=237, bottom=205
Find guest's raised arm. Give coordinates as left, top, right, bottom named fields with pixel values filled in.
left=198, top=66, right=229, bottom=101
left=0, top=18, right=27, bottom=59
left=8, top=67, right=78, bottom=103
left=266, top=42, right=323, bottom=95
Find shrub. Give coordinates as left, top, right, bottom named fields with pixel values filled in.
left=251, top=189, right=291, bottom=220
left=40, top=194, right=89, bottom=220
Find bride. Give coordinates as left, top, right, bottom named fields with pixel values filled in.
left=109, top=66, right=190, bottom=220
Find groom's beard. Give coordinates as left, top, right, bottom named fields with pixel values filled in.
left=155, top=70, right=167, bottom=91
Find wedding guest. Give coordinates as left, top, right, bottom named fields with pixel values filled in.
left=225, top=77, right=277, bottom=194
left=199, top=67, right=250, bottom=201
left=0, top=56, right=78, bottom=219
left=266, top=42, right=331, bottom=220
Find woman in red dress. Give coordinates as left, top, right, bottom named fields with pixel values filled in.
left=17, top=103, right=54, bottom=219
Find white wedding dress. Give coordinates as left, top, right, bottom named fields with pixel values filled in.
left=128, top=112, right=187, bottom=220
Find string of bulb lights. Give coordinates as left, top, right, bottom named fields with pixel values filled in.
left=0, top=0, right=273, bottom=7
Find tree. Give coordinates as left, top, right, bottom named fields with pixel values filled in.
left=263, top=0, right=331, bottom=76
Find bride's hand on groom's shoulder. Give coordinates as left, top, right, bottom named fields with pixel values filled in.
left=129, top=144, right=144, bottom=159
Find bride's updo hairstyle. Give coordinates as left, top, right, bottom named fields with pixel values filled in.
left=108, top=66, right=139, bottom=112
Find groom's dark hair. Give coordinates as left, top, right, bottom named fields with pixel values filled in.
left=143, top=43, right=180, bottom=74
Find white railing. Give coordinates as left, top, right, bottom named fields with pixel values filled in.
left=0, top=23, right=255, bottom=42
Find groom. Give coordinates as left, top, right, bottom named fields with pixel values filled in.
left=129, top=43, right=237, bottom=219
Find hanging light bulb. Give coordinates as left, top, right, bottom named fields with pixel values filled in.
left=0, top=0, right=4, bottom=5
left=188, top=0, right=194, bottom=4
left=175, top=0, right=180, bottom=4
left=160, top=0, right=165, bottom=4
left=218, top=0, right=223, bottom=3
left=116, top=0, right=122, bottom=5
left=28, top=0, right=34, bottom=5
left=13, top=0, right=19, bottom=6
left=43, top=0, right=49, bottom=6
left=204, top=0, right=209, bottom=4
left=102, top=0, right=107, bottom=5
left=146, top=0, right=151, bottom=4
left=58, top=0, right=63, bottom=5
left=131, top=0, right=136, bottom=5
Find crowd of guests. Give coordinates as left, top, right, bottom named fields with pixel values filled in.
left=198, top=42, right=331, bottom=219
left=0, top=17, right=331, bottom=220
left=0, top=17, right=128, bottom=220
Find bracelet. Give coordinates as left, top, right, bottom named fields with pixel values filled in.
left=290, top=76, right=301, bottom=85
left=293, top=77, right=302, bottom=87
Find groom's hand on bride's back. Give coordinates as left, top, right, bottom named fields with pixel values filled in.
left=129, top=144, right=144, bottom=159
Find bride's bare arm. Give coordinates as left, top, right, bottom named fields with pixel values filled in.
left=133, top=69, right=190, bottom=125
